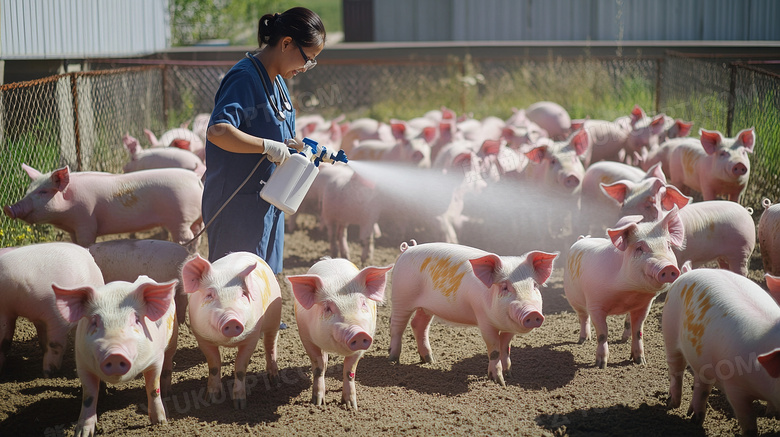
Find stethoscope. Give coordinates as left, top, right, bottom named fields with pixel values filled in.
left=245, top=52, right=293, bottom=122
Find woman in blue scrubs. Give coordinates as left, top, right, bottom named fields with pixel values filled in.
left=204, top=7, right=325, bottom=273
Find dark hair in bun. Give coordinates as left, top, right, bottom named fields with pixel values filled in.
left=257, top=7, right=326, bottom=49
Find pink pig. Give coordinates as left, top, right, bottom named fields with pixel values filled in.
left=182, top=252, right=282, bottom=409
left=525, top=101, right=572, bottom=140
left=663, top=269, right=780, bottom=435
left=668, top=127, right=756, bottom=201
left=522, top=128, right=589, bottom=194
left=123, top=133, right=206, bottom=179
left=564, top=209, right=683, bottom=368
left=89, top=238, right=191, bottom=325
left=287, top=258, right=392, bottom=409
left=4, top=164, right=204, bottom=249
left=53, top=276, right=178, bottom=436
left=145, top=127, right=205, bottom=162
left=0, top=242, right=104, bottom=377
left=389, top=242, right=558, bottom=386
left=758, top=198, right=780, bottom=276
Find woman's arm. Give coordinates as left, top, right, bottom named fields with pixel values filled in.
left=206, top=123, right=267, bottom=154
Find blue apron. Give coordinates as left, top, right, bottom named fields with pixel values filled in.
left=202, top=56, right=295, bottom=273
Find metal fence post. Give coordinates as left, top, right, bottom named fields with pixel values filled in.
left=726, top=63, right=737, bottom=137
left=70, top=73, right=82, bottom=171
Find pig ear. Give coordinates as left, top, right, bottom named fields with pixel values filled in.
left=525, top=144, right=548, bottom=164
left=661, top=184, right=692, bottom=210
left=600, top=181, right=631, bottom=206
left=422, top=126, right=437, bottom=143
left=607, top=217, right=642, bottom=251
left=181, top=254, right=212, bottom=294
left=441, top=107, right=456, bottom=120
left=469, top=254, right=502, bottom=288
left=650, top=114, right=666, bottom=135
left=675, top=120, right=693, bottom=137
left=355, top=264, right=394, bottom=302
left=144, top=128, right=159, bottom=145
left=570, top=119, right=586, bottom=131
left=680, top=260, right=693, bottom=274
left=645, top=162, right=667, bottom=183
left=629, top=105, right=645, bottom=125
left=764, top=274, right=780, bottom=303
left=452, top=152, right=475, bottom=170
left=123, top=134, right=141, bottom=155
left=736, top=127, right=756, bottom=153
left=568, top=129, right=589, bottom=156
left=526, top=251, right=558, bottom=285
left=137, top=279, right=177, bottom=322
left=50, top=167, right=71, bottom=192
left=480, top=139, right=501, bottom=156
left=52, top=284, right=95, bottom=323
left=390, top=119, right=407, bottom=139
left=21, top=163, right=42, bottom=180
left=287, top=274, right=325, bottom=310
left=699, top=129, right=723, bottom=155
left=757, top=348, right=780, bottom=378
left=239, top=262, right=259, bottom=300
left=662, top=207, right=686, bottom=248
left=170, top=138, right=191, bottom=150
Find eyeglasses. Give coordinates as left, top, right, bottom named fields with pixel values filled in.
left=296, top=42, right=317, bottom=72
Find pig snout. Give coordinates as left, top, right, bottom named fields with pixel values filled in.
left=563, top=174, right=580, bottom=189
left=3, top=204, right=23, bottom=220
left=513, top=305, right=545, bottom=330
left=732, top=162, right=748, bottom=177
left=218, top=313, right=245, bottom=338
left=100, top=349, right=132, bottom=376
left=646, top=262, right=680, bottom=284
left=343, top=326, right=373, bottom=352
left=411, top=150, right=425, bottom=163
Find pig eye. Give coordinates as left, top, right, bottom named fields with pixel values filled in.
left=549, top=157, right=557, bottom=165
left=719, top=150, right=729, bottom=158
left=135, top=314, right=142, bottom=325
left=634, top=244, right=645, bottom=255
left=323, top=302, right=333, bottom=314
left=89, top=316, right=99, bottom=329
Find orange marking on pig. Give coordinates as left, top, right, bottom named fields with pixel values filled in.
left=420, top=255, right=465, bottom=301
left=253, top=268, right=272, bottom=311
left=166, top=312, right=175, bottom=332
left=113, top=186, right=140, bottom=208
left=681, top=148, right=699, bottom=180
left=567, top=250, right=584, bottom=282
left=681, top=282, right=712, bottom=357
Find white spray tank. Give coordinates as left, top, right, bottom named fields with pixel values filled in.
left=260, top=137, right=348, bottom=215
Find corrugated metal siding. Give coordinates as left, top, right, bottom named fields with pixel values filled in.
left=1, top=0, right=170, bottom=60
left=369, top=0, right=780, bottom=42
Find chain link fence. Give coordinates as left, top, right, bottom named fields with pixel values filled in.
left=1, top=51, right=778, bottom=247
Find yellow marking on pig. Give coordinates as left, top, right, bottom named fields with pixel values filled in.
left=113, top=186, right=140, bottom=208
left=600, top=175, right=615, bottom=185
left=681, top=148, right=700, bottom=180
left=567, top=250, right=584, bottom=282
left=253, top=268, right=272, bottom=312
left=420, top=255, right=466, bottom=301
left=166, top=312, right=175, bottom=333
left=681, top=282, right=713, bottom=357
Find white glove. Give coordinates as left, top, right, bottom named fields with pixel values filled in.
left=263, top=139, right=291, bottom=165
left=285, top=138, right=303, bottom=152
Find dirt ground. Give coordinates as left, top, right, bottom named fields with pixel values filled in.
left=1, top=213, right=779, bottom=437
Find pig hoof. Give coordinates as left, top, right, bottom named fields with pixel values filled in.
left=577, top=337, right=587, bottom=344
left=595, top=359, right=607, bottom=369
left=388, top=354, right=400, bottom=364
left=340, top=398, right=358, bottom=410
left=691, top=411, right=705, bottom=426
left=632, top=355, right=646, bottom=365
left=311, top=394, right=323, bottom=406
left=420, top=354, right=434, bottom=364
left=503, top=369, right=512, bottom=379
left=268, top=373, right=280, bottom=386
left=233, top=398, right=246, bottom=410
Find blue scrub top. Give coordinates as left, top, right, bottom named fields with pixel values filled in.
left=203, top=55, right=295, bottom=273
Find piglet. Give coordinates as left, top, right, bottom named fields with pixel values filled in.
left=668, top=127, right=755, bottom=201
left=287, top=258, right=392, bottom=409
left=53, top=276, right=178, bottom=437
left=0, top=242, right=104, bottom=377
left=663, top=269, right=780, bottom=436
left=182, top=252, right=282, bottom=409
left=4, top=164, right=204, bottom=249
left=759, top=198, right=780, bottom=276
left=389, top=241, right=558, bottom=386
left=564, top=208, right=683, bottom=368
left=123, top=133, right=206, bottom=179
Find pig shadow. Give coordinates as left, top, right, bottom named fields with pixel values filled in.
left=0, top=338, right=80, bottom=383
left=162, top=365, right=309, bottom=425
left=536, top=402, right=709, bottom=436
left=358, top=345, right=575, bottom=395
left=0, top=392, right=82, bottom=435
